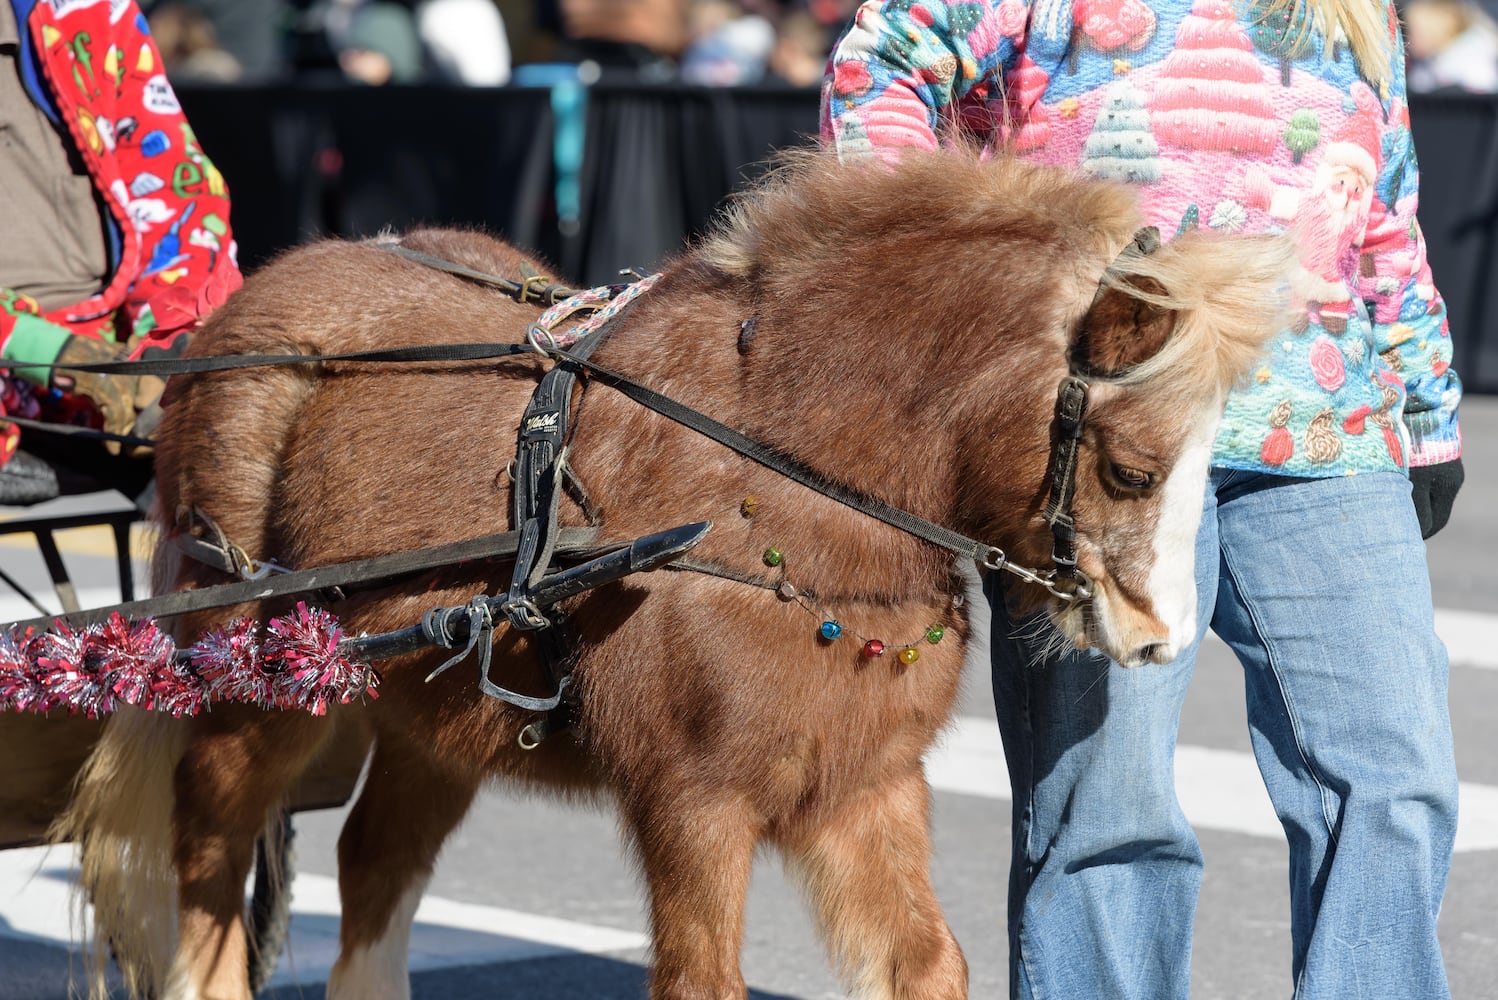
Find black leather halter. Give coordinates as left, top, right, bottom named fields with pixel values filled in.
left=1040, top=226, right=1163, bottom=599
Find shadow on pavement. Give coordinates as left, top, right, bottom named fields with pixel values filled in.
left=261, top=952, right=807, bottom=1000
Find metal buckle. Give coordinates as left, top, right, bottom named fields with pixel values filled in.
left=1055, top=376, right=1089, bottom=437
left=500, top=597, right=551, bottom=631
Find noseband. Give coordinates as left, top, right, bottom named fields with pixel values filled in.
left=1040, top=226, right=1163, bottom=600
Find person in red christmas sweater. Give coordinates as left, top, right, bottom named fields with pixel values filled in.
left=1, top=0, right=241, bottom=504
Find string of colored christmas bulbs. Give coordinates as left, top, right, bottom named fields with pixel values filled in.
left=740, top=494, right=948, bottom=664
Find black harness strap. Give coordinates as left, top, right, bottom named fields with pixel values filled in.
left=554, top=349, right=1008, bottom=568
left=376, top=243, right=585, bottom=305
left=5, top=341, right=539, bottom=380
left=502, top=330, right=607, bottom=632
left=3, top=526, right=601, bottom=633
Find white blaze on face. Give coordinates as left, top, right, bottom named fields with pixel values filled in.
left=1141, top=404, right=1221, bottom=660
left=326, top=876, right=429, bottom=1000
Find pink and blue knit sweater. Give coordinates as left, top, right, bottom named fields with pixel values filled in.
left=823, top=0, right=1462, bottom=476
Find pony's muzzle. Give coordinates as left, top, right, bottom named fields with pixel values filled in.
left=1070, top=582, right=1190, bottom=668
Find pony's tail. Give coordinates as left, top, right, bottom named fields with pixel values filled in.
left=51, top=705, right=188, bottom=998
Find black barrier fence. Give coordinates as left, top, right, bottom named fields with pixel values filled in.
left=177, top=83, right=1498, bottom=393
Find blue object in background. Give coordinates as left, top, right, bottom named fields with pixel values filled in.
left=513, top=62, right=596, bottom=237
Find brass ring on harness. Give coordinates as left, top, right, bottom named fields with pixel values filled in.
left=226, top=542, right=275, bottom=580
left=517, top=273, right=552, bottom=304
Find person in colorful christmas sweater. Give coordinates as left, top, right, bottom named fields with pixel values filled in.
left=1, top=0, right=241, bottom=497
left=823, top=0, right=1462, bottom=997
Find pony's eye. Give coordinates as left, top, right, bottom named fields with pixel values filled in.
left=1111, top=464, right=1155, bottom=490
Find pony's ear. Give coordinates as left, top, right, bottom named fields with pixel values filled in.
left=1073, top=274, right=1176, bottom=376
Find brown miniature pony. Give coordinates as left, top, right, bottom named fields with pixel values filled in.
left=59, top=149, right=1293, bottom=1000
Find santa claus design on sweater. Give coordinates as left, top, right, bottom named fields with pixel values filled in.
left=1243, top=82, right=1384, bottom=333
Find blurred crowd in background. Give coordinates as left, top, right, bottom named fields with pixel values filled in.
left=1403, top=0, right=1498, bottom=91
left=143, top=0, right=1498, bottom=93
left=141, top=0, right=856, bottom=88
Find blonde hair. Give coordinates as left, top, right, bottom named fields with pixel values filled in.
left=1249, top=0, right=1397, bottom=86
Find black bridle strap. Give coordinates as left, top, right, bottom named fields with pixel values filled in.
left=1042, top=375, right=1090, bottom=582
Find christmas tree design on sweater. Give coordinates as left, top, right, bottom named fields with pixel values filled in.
left=1151, top=0, right=1278, bottom=154
left=1082, top=82, right=1162, bottom=182
left=1246, top=0, right=1313, bottom=86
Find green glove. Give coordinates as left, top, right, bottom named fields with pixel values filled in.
left=2, top=320, right=138, bottom=443
left=1, top=310, right=73, bottom=384
left=1409, top=458, right=1464, bottom=540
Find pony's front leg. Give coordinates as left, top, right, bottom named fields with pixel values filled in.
left=325, top=733, right=481, bottom=1000
left=629, top=787, right=762, bottom=1000
left=778, top=768, right=967, bottom=1000
left=169, top=707, right=330, bottom=1000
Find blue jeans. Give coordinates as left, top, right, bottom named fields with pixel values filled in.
left=988, top=469, right=1458, bottom=1000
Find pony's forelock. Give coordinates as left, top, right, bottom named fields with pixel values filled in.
left=1097, top=230, right=1297, bottom=400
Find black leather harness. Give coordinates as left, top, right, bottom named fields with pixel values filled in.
left=7, top=230, right=1164, bottom=740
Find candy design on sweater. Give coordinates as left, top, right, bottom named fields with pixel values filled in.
left=1261, top=399, right=1294, bottom=465
left=1304, top=406, right=1342, bottom=464
left=1342, top=403, right=1373, bottom=434
left=1309, top=335, right=1346, bottom=391
left=1368, top=383, right=1404, bottom=465
left=1151, top=0, right=1278, bottom=155
left=1074, top=0, right=1157, bottom=52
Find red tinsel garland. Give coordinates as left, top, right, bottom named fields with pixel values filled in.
left=0, top=602, right=379, bottom=718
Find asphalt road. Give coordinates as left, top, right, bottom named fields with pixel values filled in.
left=2, top=396, right=1495, bottom=1000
